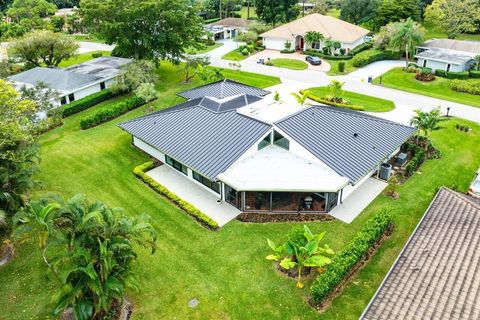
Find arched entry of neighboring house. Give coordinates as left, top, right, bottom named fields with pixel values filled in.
left=295, top=35, right=304, bottom=51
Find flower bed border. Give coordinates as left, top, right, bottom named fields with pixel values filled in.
left=133, top=161, right=219, bottom=230
left=236, top=212, right=334, bottom=223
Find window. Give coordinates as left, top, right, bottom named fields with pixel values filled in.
left=447, top=64, right=451, bottom=72
left=311, top=41, right=321, bottom=50
left=165, top=155, right=187, bottom=175
left=258, top=133, right=271, bottom=150
left=192, top=170, right=220, bottom=194
left=68, top=93, right=75, bottom=102
left=100, top=82, right=106, bottom=90
left=273, top=131, right=289, bottom=150
left=225, top=185, right=240, bottom=208
left=60, top=96, right=67, bottom=105
left=422, top=60, right=427, bottom=68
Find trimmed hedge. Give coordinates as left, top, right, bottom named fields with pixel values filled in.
left=304, top=49, right=353, bottom=60
left=204, top=17, right=220, bottom=24
left=446, top=70, right=469, bottom=80
left=469, top=70, right=480, bottom=78
left=134, top=161, right=219, bottom=230
left=280, top=49, right=295, bottom=54
left=303, top=90, right=365, bottom=111
left=310, top=209, right=393, bottom=305
left=435, top=69, right=446, bottom=77
left=350, top=42, right=373, bottom=55
left=62, top=89, right=117, bottom=117
left=450, top=79, right=480, bottom=95
left=352, top=50, right=400, bottom=68
left=403, top=142, right=426, bottom=177
left=80, top=96, right=145, bottom=129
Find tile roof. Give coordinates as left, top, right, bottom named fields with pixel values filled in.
left=420, top=39, right=480, bottom=54
left=361, top=187, right=480, bottom=320
left=275, top=106, right=416, bottom=184
left=118, top=107, right=271, bottom=180
left=415, top=48, right=474, bottom=65
left=260, top=13, right=369, bottom=43
left=177, top=79, right=270, bottom=100
left=209, top=17, right=252, bottom=28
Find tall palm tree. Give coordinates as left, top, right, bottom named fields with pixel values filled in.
left=410, top=107, right=445, bottom=146
left=390, top=18, right=425, bottom=68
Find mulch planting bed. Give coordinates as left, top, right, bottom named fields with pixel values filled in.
left=237, top=212, right=335, bottom=223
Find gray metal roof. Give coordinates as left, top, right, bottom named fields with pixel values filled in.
left=66, top=56, right=132, bottom=79
left=275, top=106, right=416, bottom=184
left=419, top=39, right=480, bottom=54
left=415, top=48, right=474, bottom=65
left=361, top=187, right=480, bottom=320
left=177, top=79, right=270, bottom=100
left=8, top=67, right=100, bottom=92
left=119, top=107, right=271, bottom=179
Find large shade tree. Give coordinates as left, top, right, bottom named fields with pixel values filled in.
left=339, top=0, right=378, bottom=25
left=389, top=18, right=424, bottom=68
left=375, top=0, right=421, bottom=28
left=80, top=0, right=204, bottom=62
left=14, top=194, right=157, bottom=320
left=255, top=0, right=299, bottom=26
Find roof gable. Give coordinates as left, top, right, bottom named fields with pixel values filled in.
left=177, top=79, right=270, bottom=100
left=275, top=106, right=415, bottom=183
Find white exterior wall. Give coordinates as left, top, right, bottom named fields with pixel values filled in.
left=342, top=36, right=366, bottom=51
left=263, top=37, right=292, bottom=51
left=72, top=83, right=102, bottom=101
left=417, top=58, right=465, bottom=72
left=133, top=137, right=166, bottom=163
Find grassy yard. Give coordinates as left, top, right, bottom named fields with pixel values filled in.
left=222, top=48, right=250, bottom=61
left=240, top=6, right=257, bottom=19
left=69, top=34, right=104, bottom=43
left=1, top=62, right=479, bottom=320
left=185, top=42, right=224, bottom=55
left=58, top=51, right=111, bottom=67
left=220, top=68, right=281, bottom=88
left=373, top=68, right=480, bottom=108
left=423, top=22, right=480, bottom=41
left=326, top=58, right=357, bottom=76
left=270, top=58, right=308, bottom=70
left=307, top=86, right=395, bottom=112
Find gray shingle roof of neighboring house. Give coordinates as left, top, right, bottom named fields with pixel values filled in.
left=8, top=67, right=100, bottom=92
left=275, top=106, right=416, bottom=184
left=361, top=187, right=480, bottom=320
left=415, top=48, right=474, bottom=65
left=419, top=39, right=480, bottom=54
left=177, top=79, right=270, bottom=100
left=118, top=107, right=271, bottom=180
left=65, top=56, right=132, bottom=79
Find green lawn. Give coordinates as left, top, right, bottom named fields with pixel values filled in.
left=326, top=58, right=357, bottom=76
left=69, top=34, right=104, bottom=43
left=240, top=6, right=257, bottom=19
left=1, top=62, right=479, bottom=320
left=423, top=22, right=480, bottom=41
left=307, top=86, right=395, bottom=112
left=220, top=68, right=281, bottom=88
left=326, top=8, right=341, bottom=18
left=185, top=42, right=224, bottom=54
left=222, top=48, right=250, bottom=61
left=58, top=51, right=111, bottom=67
left=373, top=68, right=480, bottom=108
left=270, top=58, right=308, bottom=70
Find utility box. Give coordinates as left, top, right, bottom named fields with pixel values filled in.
left=397, top=153, right=408, bottom=166
left=379, top=163, right=392, bottom=180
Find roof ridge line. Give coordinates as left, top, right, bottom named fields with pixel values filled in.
left=441, top=187, right=480, bottom=210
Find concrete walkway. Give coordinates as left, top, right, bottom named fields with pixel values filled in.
left=329, top=178, right=388, bottom=224
left=146, top=165, right=241, bottom=227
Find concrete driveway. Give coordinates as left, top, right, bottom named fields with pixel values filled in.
left=196, top=39, right=244, bottom=59
left=341, top=60, right=406, bottom=82
left=246, top=49, right=331, bottom=72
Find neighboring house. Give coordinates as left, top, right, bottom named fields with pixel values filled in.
left=361, top=187, right=480, bottom=320
left=415, top=39, right=480, bottom=72
left=205, top=18, right=252, bottom=40
left=119, top=79, right=415, bottom=217
left=55, top=8, right=77, bottom=17
left=259, top=13, right=369, bottom=52
left=8, top=56, right=131, bottom=105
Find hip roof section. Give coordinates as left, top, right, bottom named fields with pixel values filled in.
left=177, top=79, right=270, bottom=100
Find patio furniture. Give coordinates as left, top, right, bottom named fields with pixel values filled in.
left=397, top=152, right=408, bottom=166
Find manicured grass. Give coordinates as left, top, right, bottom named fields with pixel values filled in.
left=326, top=58, right=357, bottom=76
left=185, top=42, right=224, bottom=54
left=270, top=58, right=308, bottom=70
left=69, top=34, right=105, bottom=43
left=423, top=22, right=480, bottom=41
left=326, top=8, right=340, bottom=18
left=240, top=6, right=257, bottom=19
left=373, top=68, right=480, bottom=108
left=307, top=86, right=395, bottom=112
left=1, top=62, right=479, bottom=319
left=222, top=48, right=250, bottom=61
left=220, top=68, right=281, bottom=88
left=58, top=50, right=111, bottom=67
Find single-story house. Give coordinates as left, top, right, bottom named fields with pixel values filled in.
left=119, top=79, right=415, bottom=217
left=8, top=56, right=131, bottom=105
left=415, top=39, right=480, bottom=72
left=259, top=13, right=369, bottom=52
left=205, top=18, right=252, bottom=40
left=361, top=187, right=480, bottom=320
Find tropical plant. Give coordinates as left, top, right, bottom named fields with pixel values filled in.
left=267, top=225, right=334, bottom=288
left=327, top=80, right=345, bottom=101
left=324, top=39, right=334, bottom=55
left=182, top=55, right=210, bottom=83
left=389, top=18, right=425, bottom=68
left=332, top=41, right=341, bottom=54
left=291, top=90, right=311, bottom=106
left=111, top=60, right=157, bottom=93
left=134, top=83, right=158, bottom=102
left=475, top=54, right=480, bottom=71
left=410, top=107, right=446, bottom=143
left=304, top=31, right=324, bottom=50
left=13, top=194, right=157, bottom=320
left=274, top=91, right=280, bottom=102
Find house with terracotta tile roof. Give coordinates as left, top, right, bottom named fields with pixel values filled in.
left=260, top=13, right=369, bottom=52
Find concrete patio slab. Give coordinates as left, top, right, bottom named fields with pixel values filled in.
left=329, top=177, right=387, bottom=224
left=146, top=165, right=241, bottom=227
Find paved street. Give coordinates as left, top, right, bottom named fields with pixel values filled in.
left=78, top=41, right=115, bottom=53
left=202, top=40, right=480, bottom=124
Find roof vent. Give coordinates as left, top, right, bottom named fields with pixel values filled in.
left=353, top=133, right=359, bottom=138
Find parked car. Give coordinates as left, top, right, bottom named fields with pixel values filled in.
left=468, top=168, right=480, bottom=198
left=305, top=56, right=322, bottom=65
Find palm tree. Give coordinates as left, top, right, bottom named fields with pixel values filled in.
left=291, top=90, right=311, bottom=106
left=327, top=80, right=345, bottom=101
left=389, top=18, right=425, bottom=68
left=14, top=194, right=157, bottom=320
left=410, top=107, right=445, bottom=146
left=304, top=31, right=324, bottom=50
left=475, top=54, right=480, bottom=71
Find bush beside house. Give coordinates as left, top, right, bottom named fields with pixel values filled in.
left=352, top=50, right=400, bottom=68
left=62, top=89, right=118, bottom=117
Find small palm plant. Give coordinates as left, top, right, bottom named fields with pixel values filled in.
left=410, top=107, right=446, bottom=147
left=304, top=31, right=324, bottom=50
left=291, top=90, right=311, bottom=106
left=267, top=225, right=334, bottom=288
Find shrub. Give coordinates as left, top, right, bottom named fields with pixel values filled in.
left=134, top=162, right=219, bottom=230
left=338, top=61, right=345, bottom=73
left=407, top=62, right=417, bottom=68
left=450, top=79, right=480, bottom=95
left=134, top=83, right=158, bottom=102
left=339, top=48, right=346, bottom=55
left=310, top=209, right=393, bottom=304
left=241, top=48, right=249, bottom=56
left=404, top=66, right=418, bottom=73
left=350, top=42, right=373, bottom=55
left=435, top=69, right=446, bottom=77
left=91, top=52, right=103, bottom=58
left=280, top=49, right=295, bottom=54
left=446, top=70, right=469, bottom=80
left=404, top=143, right=426, bottom=177
left=415, top=71, right=435, bottom=82
left=62, top=89, right=117, bottom=117
left=469, top=70, right=480, bottom=78
left=80, top=96, right=145, bottom=129
left=305, top=91, right=365, bottom=111
left=352, top=50, right=400, bottom=68
left=304, top=49, right=353, bottom=60
left=246, top=44, right=255, bottom=53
